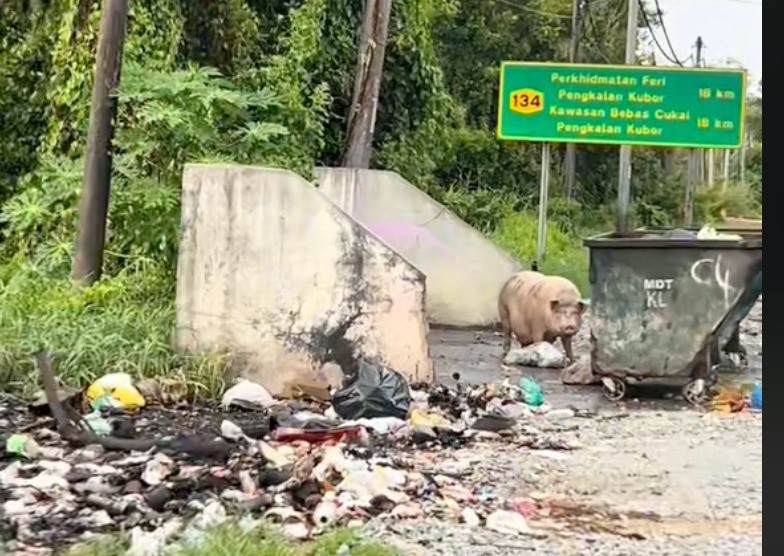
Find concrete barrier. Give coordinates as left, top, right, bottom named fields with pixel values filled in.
left=316, top=167, right=522, bottom=327
left=175, top=164, right=433, bottom=395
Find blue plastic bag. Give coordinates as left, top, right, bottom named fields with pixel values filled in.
left=749, top=382, right=762, bottom=411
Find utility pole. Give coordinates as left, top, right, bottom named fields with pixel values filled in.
left=341, top=0, right=392, bottom=168
left=615, top=0, right=638, bottom=234
left=740, top=131, right=747, bottom=186
left=72, top=0, right=129, bottom=286
left=683, top=36, right=703, bottom=227
left=563, top=0, right=585, bottom=198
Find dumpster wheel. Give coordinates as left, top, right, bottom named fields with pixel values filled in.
left=682, top=379, right=709, bottom=407
left=601, top=377, right=626, bottom=402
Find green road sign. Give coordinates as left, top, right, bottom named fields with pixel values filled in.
left=497, top=62, right=746, bottom=148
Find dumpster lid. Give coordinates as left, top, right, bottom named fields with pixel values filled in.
left=583, top=229, right=762, bottom=249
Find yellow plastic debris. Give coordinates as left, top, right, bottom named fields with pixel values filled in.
left=409, top=408, right=451, bottom=429
left=86, top=372, right=146, bottom=411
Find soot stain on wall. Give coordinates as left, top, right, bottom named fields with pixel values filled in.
left=278, top=217, right=402, bottom=377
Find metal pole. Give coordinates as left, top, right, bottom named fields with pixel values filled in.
left=707, top=149, right=715, bottom=187
left=740, top=131, right=747, bottom=186
left=563, top=0, right=584, bottom=198
left=535, top=144, right=551, bottom=270
left=723, top=149, right=730, bottom=184
left=684, top=36, right=703, bottom=227
left=615, top=0, right=638, bottom=234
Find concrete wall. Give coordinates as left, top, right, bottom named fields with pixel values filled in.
left=316, top=167, right=522, bottom=327
left=175, top=164, right=433, bottom=395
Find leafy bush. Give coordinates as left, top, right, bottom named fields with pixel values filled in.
left=695, top=181, right=762, bottom=223
left=435, top=187, right=516, bottom=234
left=1, top=63, right=302, bottom=269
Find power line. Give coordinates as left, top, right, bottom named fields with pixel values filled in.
left=637, top=0, right=688, bottom=66
left=494, top=0, right=617, bottom=20
left=652, top=0, right=686, bottom=66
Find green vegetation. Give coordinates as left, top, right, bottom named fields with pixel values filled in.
left=0, top=0, right=762, bottom=395
left=65, top=524, right=399, bottom=556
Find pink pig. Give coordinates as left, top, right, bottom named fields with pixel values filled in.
left=498, top=270, right=585, bottom=362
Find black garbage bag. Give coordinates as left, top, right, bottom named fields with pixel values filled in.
left=332, top=359, right=412, bottom=420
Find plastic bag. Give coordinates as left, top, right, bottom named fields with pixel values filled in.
left=332, top=359, right=412, bottom=420
left=749, top=382, right=762, bottom=411
left=518, top=377, right=544, bottom=407
left=86, top=373, right=145, bottom=411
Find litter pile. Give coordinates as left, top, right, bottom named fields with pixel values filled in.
left=1, top=356, right=585, bottom=555
left=709, top=381, right=762, bottom=414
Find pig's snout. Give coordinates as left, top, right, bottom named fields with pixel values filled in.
left=562, top=324, right=578, bottom=336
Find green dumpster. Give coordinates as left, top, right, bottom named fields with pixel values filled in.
left=584, top=229, right=762, bottom=404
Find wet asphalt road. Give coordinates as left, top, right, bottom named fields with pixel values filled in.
left=427, top=299, right=762, bottom=412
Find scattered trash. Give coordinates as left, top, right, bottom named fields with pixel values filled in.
left=83, top=412, right=112, bottom=436
left=471, top=412, right=515, bottom=432
left=135, top=378, right=186, bottom=406
left=749, top=382, right=762, bottom=411
left=332, top=359, right=412, bottom=420
left=409, top=408, right=451, bottom=429
left=519, top=377, right=544, bottom=407
left=0, top=352, right=602, bottom=553
left=504, top=342, right=567, bottom=368
left=86, top=372, right=146, bottom=412
left=485, top=509, right=531, bottom=535
left=141, top=453, right=175, bottom=486
left=5, top=434, right=41, bottom=458
left=697, top=225, right=742, bottom=241
left=560, top=355, right=598, bottom=385
left=461, top=507, right=481, bottom=527
left=270, top=424, right=369, bottom=444
left=222, top=379, right=277, bottom=410
left=710, top=385, right=752, bottom=413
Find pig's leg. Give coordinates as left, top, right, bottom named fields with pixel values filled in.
left=501, top=328, right=512, bottom=357
left=562, top=335, right=574, bottom=362
left=500, top=315, right=513, bottom=357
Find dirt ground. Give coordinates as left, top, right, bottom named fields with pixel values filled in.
left=429, top=299, right=762, bottom=409
left=371, top=300, right=762, bottom=555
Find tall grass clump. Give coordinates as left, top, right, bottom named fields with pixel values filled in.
left=0, top=257, right=228, bottom=396
left=492, top=212, right=590, bottom=294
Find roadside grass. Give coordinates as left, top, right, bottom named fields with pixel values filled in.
left=64, top=524, right=401, bottom=556
left=492, top=211, right=591, bottom=295
left=0, top=256, right=228, bottom=397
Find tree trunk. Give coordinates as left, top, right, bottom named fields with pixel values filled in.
left=341, top=0, right=392, bottom=169
left=72, top=0, right=129, bottom=286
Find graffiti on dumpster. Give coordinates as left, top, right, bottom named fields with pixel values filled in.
left=690, top=255, right=736, bottom=308
left=643, top=278, right=674, bottom=309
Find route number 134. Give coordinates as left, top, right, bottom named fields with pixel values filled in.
left=509, top=88, right=544, bottom=115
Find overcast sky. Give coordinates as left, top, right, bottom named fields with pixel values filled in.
left=646, top=0, right=761, bottom=91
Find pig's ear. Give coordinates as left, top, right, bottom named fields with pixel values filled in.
left=550, top=299, right=560, bottom=311
left=577, top=301, right=586, bottom=314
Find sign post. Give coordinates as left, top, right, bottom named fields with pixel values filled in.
left=534, top=143, right=551, bottom=271
left=497, top=62, right=745, bottom=259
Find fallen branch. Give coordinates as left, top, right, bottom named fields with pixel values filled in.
left=36, top=352, right=233, bottom=459
left=36, top=351, right=163, bottom=451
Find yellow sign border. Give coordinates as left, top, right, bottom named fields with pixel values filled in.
left=496, top=61, right=747, bottom=149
